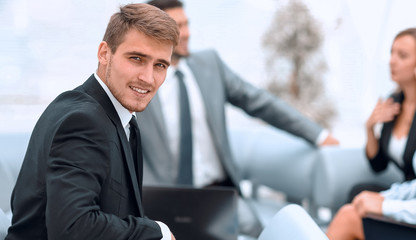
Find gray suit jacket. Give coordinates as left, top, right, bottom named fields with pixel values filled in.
left=138, top=49, right=323, bottom=192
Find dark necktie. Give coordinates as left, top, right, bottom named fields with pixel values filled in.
left=129, top=115, right=143, bottom=192
left=176, top=70, right=193, bottom=185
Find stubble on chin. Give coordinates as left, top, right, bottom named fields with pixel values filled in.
left=104, top=57, right=154, bottom=113
left=105, top=58, right=133, bottom=112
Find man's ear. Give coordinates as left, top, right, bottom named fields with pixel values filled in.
left=97, top=41, right=110, bottom=65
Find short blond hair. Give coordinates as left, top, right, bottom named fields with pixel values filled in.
left=103, top=3, right=179, bottom=53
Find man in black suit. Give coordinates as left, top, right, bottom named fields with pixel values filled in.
left=6, top=3, right=179, bottom=240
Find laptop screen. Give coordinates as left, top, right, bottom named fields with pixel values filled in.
left=142, top=186, right=238, bottom=240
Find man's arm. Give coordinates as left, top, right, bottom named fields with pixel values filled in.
left=316, top=129, right=339, bottom=146
left=208, top=50, right=331, bottom=145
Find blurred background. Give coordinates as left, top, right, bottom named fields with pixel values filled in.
left=0, top=0, right=415, bottom=147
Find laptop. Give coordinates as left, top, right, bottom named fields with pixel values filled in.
left=142, top=186, right=239, bottom=240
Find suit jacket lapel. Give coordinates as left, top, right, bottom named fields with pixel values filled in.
left=145, top=94, right=169, bottom=147
left=139, top=94, right=172, bottom=169
left=81, top=75, right=144, bottom=214
left=403, top=110, right=416, bottom=179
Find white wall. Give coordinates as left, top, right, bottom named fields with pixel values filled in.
left=0, top=0, right=415, bottom=146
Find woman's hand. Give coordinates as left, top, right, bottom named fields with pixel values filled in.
left=366, top=98, right=401, bottom=130
left=352, top=191, right=384, bottom=217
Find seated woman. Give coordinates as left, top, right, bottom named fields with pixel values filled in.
left=348, top=28, right=416, bottom=202
left=326, top=27, right=416, bottom=240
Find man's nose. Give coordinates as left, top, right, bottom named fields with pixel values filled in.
left=139, top=65, right=154, bottom=83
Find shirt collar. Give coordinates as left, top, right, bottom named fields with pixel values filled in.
left=168, top=58, right=189, bottom=76
left=94, top=72, right=134, bottom=130
left=177, top=58, right=190, bottom=73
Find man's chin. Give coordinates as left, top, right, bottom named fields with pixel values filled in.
left=119, top=100, right=149, bottom=113
left=132, top=102, right=150, bottom=113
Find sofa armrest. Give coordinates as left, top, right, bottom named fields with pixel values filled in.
left=312, top=147, right=402, bottom=212
left=258, top=204, right=328, bottom=240
left=229, top=125, right=320, bottom=202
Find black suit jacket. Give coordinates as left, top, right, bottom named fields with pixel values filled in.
left=6, top=75, right=162, bottom=240
left=369, top=91, right=416, bottom=181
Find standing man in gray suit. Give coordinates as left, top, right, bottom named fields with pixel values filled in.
left=140, top=0, right=339, bottom=237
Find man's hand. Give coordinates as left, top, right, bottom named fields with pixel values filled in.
left=352, top=191, right=384, bottom=217
left=171, top=233, right=176, bottom=240
left=320, top=134, right=340, bottom=146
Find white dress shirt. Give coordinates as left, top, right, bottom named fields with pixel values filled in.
left=94, top=73, right=171, bottom=239
left=388, top=135, right=407, bottom=167
left=158, top=60, right=225, bottom=187
left=316, top=129, right=329, bottom=146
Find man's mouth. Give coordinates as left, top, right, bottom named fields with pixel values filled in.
left=130, top=86, right=149, bottom=94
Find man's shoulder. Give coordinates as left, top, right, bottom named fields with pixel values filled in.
left=187, top=49, right=223, bottom=67
left=42, top=87, right=107, bottom=127
left=51, top=89, right=100, bottom=113
left=190, top=48, right=219, bottom=58
left=42, top=90, right=114, bottom=139
left=50, top=76, right=104, bottom=114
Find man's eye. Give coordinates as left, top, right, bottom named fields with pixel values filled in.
left=131, top=57, right=141, bottom=61
left=399, top=53, right=407, bottom=59
left=156, top=63, right=166, bottom=69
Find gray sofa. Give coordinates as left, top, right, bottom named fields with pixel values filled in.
left=0, top=132, right=30, bottom=213
left=313, top=146, right=402, bottom=213
left=0, top=125, right=404, bottom=237
left=0, top=132, right=31, bottom=239
left=230, top=126, right=319, bottom=203
left=229, top=125, right=402, bottom=221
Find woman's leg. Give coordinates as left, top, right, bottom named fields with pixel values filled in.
left=326, top=204, right=364, bottom=240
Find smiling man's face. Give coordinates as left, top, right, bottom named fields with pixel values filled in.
left=97, top=29, right=173, bottom=112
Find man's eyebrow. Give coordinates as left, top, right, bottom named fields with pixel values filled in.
left=125, top=51, right=147, bottom=58
left=125, top=51, right=170, bottom=67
